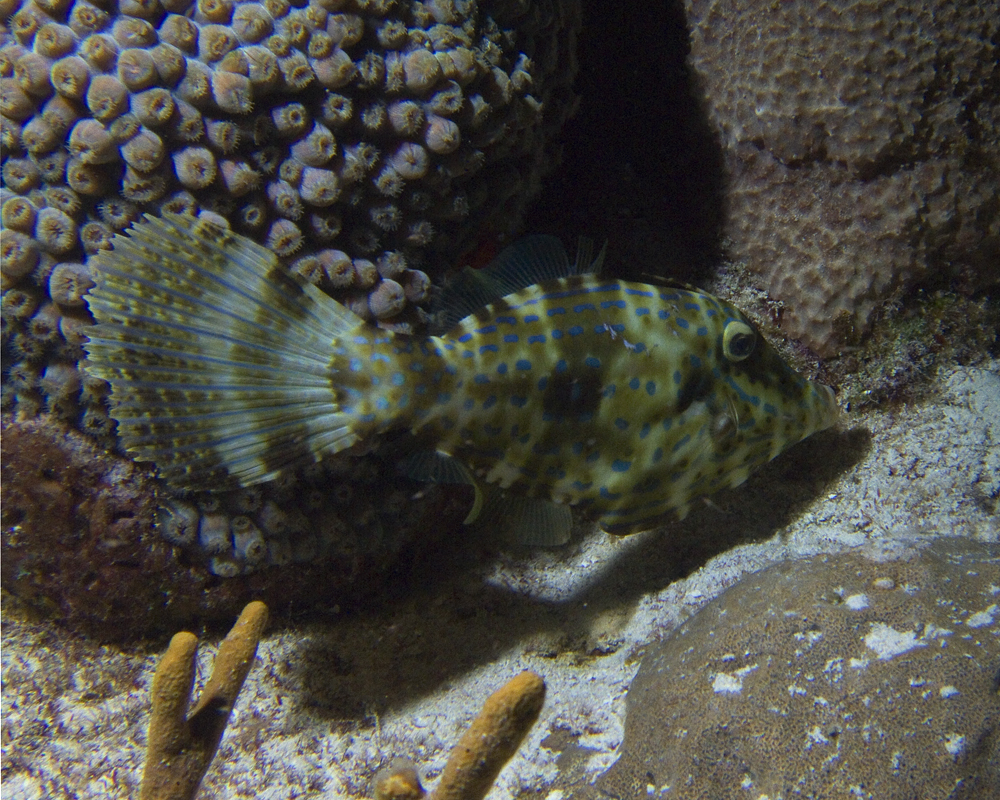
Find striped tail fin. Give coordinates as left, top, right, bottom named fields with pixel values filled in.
left=83, top=213, right=367, bottom=490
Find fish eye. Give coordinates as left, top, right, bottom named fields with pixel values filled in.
left=723, top=321, right=756, bottom=361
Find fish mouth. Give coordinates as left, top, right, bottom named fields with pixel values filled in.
left=814, top=383, right=841, bottom=431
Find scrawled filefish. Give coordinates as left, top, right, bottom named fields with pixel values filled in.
left=83, top=214, right=838, bottom=543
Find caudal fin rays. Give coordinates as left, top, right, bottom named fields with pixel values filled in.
left=84, top=213, right=367, bottom=489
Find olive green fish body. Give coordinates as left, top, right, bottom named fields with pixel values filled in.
left=84, top=215, right=837, bottom=539
left=394, top=276, right=836, bottom=533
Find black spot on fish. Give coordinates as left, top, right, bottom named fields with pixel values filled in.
left=543, top=372, right=602, bottom=417
left=676, top=367, right=713, bottom=415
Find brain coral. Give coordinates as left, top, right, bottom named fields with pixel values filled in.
left=684, top=0, right=1000, bottom=356
left=591, top=540, right=1000, bottom=799
left=1, top=0, right=581, bottom=428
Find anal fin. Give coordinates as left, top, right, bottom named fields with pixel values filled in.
left=476, top=489, right=573, bottom=547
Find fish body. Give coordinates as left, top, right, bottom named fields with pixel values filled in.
left=84, top=215, right=838, bottom=540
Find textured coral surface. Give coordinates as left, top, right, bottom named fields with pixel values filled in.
left=0, top=413, right=470, bottom=640
left=0, top=0, right=580, bottom=614
left=1, top=0, right=580, bottom=426
left=591, top=540, right=1000, bottom=799
left=684, top=0, right=1000, bottom=355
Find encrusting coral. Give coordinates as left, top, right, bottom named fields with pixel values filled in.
left=140, top=600, right=269, bottom=800
left=139, top=601, right=544, bottom=800
left=0, top=411, right=471, bottom=641
left=683, top=0, right=1000, bottom=356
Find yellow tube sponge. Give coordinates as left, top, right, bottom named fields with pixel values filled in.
left=139, top=600, right=269, bottom=800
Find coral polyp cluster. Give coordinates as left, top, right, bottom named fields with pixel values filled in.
left=684, top=0, right=1000, bottom=356
left=1, top=0, right=580, bottom=428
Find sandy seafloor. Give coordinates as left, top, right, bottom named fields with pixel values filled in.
left=2, top=356, right=998, bottom=799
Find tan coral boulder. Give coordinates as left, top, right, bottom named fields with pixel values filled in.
left=590, top=539, right=1000, bottom=799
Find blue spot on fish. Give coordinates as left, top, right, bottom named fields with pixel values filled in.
left=646, top=381, right=656, bottom=396
left=480, top=344, right=498, bottom=354
left=350, top=358, right=363, bottom=372
left=764, top=402, right=777, bottom=416
left=376, top=397, right=390, bottom=411
left=635, top=307, right=650, bottom=316
left=497, top=363, right=508, bottom=374
left=537, top=376, right=549, bottom=390
left=615, top=418, right=629, bottom=430
left=511, top=396, right=528, bottom=408
left=586, top=451, right=600, bottom=463
left=601, top=300, right=627, bottom=309
left=552, top=329, right=564, bottom=339
left=672, top=434, right=691, bottom=453
left=483, top=395, right=497, bottom=409
left=556, top=359, right=568, bottom=373
left=574, top=303, right=596, bottom=313
left=658, top=309, right=670, bottom=320
left=484, top=423, right=502, bottom=435
left=673, top=370, right=682, bottom=384
left=353, top=335, right=369, bottom=345
left=676, top=317, right=689, bottom=329
left=690, top=355, right=701, bottom=368
left=572, top=480, right=592, bottom=490
left=458, top=333, right=472, bottom=343
left=585, top=356, right=600, bottom=368
left=653, top=447, right=663, bottom=463
left=600, top=486, right=622, bottom=499
left=524, top=314, right=539, bottom=323
left=497, top=315, right=517, bottom=325
left=625, top=288, right=655, bottom=297
left=611, top=459, right=631, bottom=472
left=572, top=442, right=584, bottom=455
left=477, top=324, right=497, bottom=334
left=528, top=334, right=546, bottom=344
left=547, top=307, right=566, bottom=316
left=474, top=373, right=489, bottom=384
left=463, top=398, right=474, bottom=410
left=504, top=334, right=519, bottom=343
left=516, top=359, right=531, bottom=371
left=697, top=326, right=708, bottom=336
left=639, top=422, right=650, bottom=439
left=391, top=372, right=405, bottom=386
left=602, top=384, right=616, bottom=398
left=725, top=375, right=761, bottom=406
left=568, top=325, right=584, bottom=336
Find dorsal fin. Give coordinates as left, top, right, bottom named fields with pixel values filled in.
left=432, top=235, right=606, bottom=333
